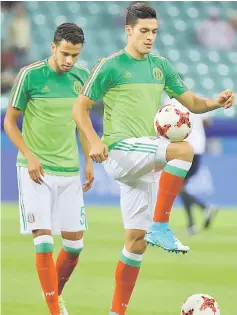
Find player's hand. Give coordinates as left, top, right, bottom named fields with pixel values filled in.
left=26, top=152, right=44, bottom=184
left=216, top=89, right=235, bottom=109
left=83, top=159, right=94, bottom=192
left=89, top=141, right=108, bottom=163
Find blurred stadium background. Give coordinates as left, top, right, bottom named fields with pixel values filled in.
left=1, top=1, right=237, bottom=315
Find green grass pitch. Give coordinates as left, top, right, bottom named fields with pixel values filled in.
left=1, top=204, right=237, bottom=315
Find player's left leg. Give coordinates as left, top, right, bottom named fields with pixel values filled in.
left=109, top=230, right=146, bottom=315
left=55, top=175, right=87, bottom=315
left=109, top=176, right=157, bottom=315
left=104, top=137, right=192, bottom=253
left=56, top=232, right=83, bottom=315
left=17, top=167, right=61, bottom=315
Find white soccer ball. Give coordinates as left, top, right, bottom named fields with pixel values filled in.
left=154, top=104, right=192, bottom=142
left=181, top=293, right=221, bottom=315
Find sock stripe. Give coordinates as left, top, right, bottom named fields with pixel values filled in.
left=164, top=164, right=188, bottom=178
left=167, top=159, right=192, bottom=171
left=63, top=246, right=83, bottom=255
left=122, top=247, right=143, bottom=261
left=35, top=243, right=54, bottom=253
left=62, top=238, right=83, bottom=248
left=34, top=235, right=54, bottom=253
left=62, top=238, right=83, bottom=255
left=120, top=253, right=141, bottom=267
left=34, top=235, right=54, bottom=246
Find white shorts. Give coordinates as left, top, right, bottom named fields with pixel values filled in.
left=103, top=136, right=169, bottom=230
left=17, top=167, right=87, bottom=235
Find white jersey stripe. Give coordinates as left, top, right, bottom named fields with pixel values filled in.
left=82, top=50, right=123, bottom=96
left=11, top=61, right=45, bottom=108
left=82, top=58, right=107, bottom=96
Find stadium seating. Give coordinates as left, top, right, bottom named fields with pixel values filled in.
left=8, top=2, right=237, bottom=117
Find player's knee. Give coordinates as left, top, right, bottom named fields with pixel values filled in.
left=62, top=238, right=84, bottom=256
left=166, top=141, right=194, bottom=162
left=126, top=235, right=147, bottom=254
left=32, top=229, right=52, bottom=238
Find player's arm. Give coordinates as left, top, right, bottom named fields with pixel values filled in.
left=73, top=58, right=111, bottom=163
left=78, top=127, right=92, bottom=162
left=4, top=71, right=44, bottom=184
left=175, top=89, right=235, bottom=114
left=4, top=107, right=32, bottom=159
left=77, top=127, right=94, bottom=191
left=164, top=58, right=235, bottom=113
left=73, top=95, right=107, bottom=163
left=74, top=95, right=100, bottom=147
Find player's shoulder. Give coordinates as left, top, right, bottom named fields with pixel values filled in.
left=73, top=64, right=90, bottom=76
left=149, top=53, right=168, bottom=64
left=105, top=50, right=125, bottom=61
left=19, top=60, right=46, bottom=77
left=72, top=64, right=90, bottom=82
left=149, top=54, right=174, bottom=74
left=96, top=50, right=125, bottom=70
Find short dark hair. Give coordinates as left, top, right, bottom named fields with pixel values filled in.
left=126, top=2, right=157, bottom=26
left=53, top=23, right=85, bottom=45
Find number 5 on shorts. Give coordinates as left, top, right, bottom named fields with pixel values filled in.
left=80, top=206, right=87, bottom=228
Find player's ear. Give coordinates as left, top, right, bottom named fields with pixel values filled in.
left=51, top=42, right=56, bottom=54
left=125, top=25, right=132, bottom=36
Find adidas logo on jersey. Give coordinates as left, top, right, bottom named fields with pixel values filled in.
left=41, top=85, right=50, bottom=93
left=123, top=71, right=133, bottom=78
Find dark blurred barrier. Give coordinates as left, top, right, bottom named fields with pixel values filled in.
left=205, top=118, right=237, bottom=137
left=1, top=133, right=237, bottom=207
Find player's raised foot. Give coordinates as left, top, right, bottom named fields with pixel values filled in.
left=203, top=205, right=218, bottom=229
left=145, top=222, right=190, bottom=254
left=59, top=295, right=69, bottom=315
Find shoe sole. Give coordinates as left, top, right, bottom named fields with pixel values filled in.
left=144, top=235, right=189, bottom=254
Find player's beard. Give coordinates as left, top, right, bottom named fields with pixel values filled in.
left=54, top=55, right=66, bottom=72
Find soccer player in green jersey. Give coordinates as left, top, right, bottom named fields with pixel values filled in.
left=4, top=23, right=94, bottom=315
left=73, top=3, right=235, bottom=315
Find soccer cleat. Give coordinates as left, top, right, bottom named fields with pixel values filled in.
left=59, top=295, right=69, bottom=315
left=145, top=222, right=190, bottom=253
left=203, top=205, right=218, bottom=229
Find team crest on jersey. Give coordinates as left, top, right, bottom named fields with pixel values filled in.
left=153, top=67, right=163, bottom=80
left=27, top=212, right=35, bottom=223
left=73, top=81, right=82, bottom=94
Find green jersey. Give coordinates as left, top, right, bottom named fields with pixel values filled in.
left=10, top=59, right=90, bottom=176
left=82, top=49, right=188, bottom=147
